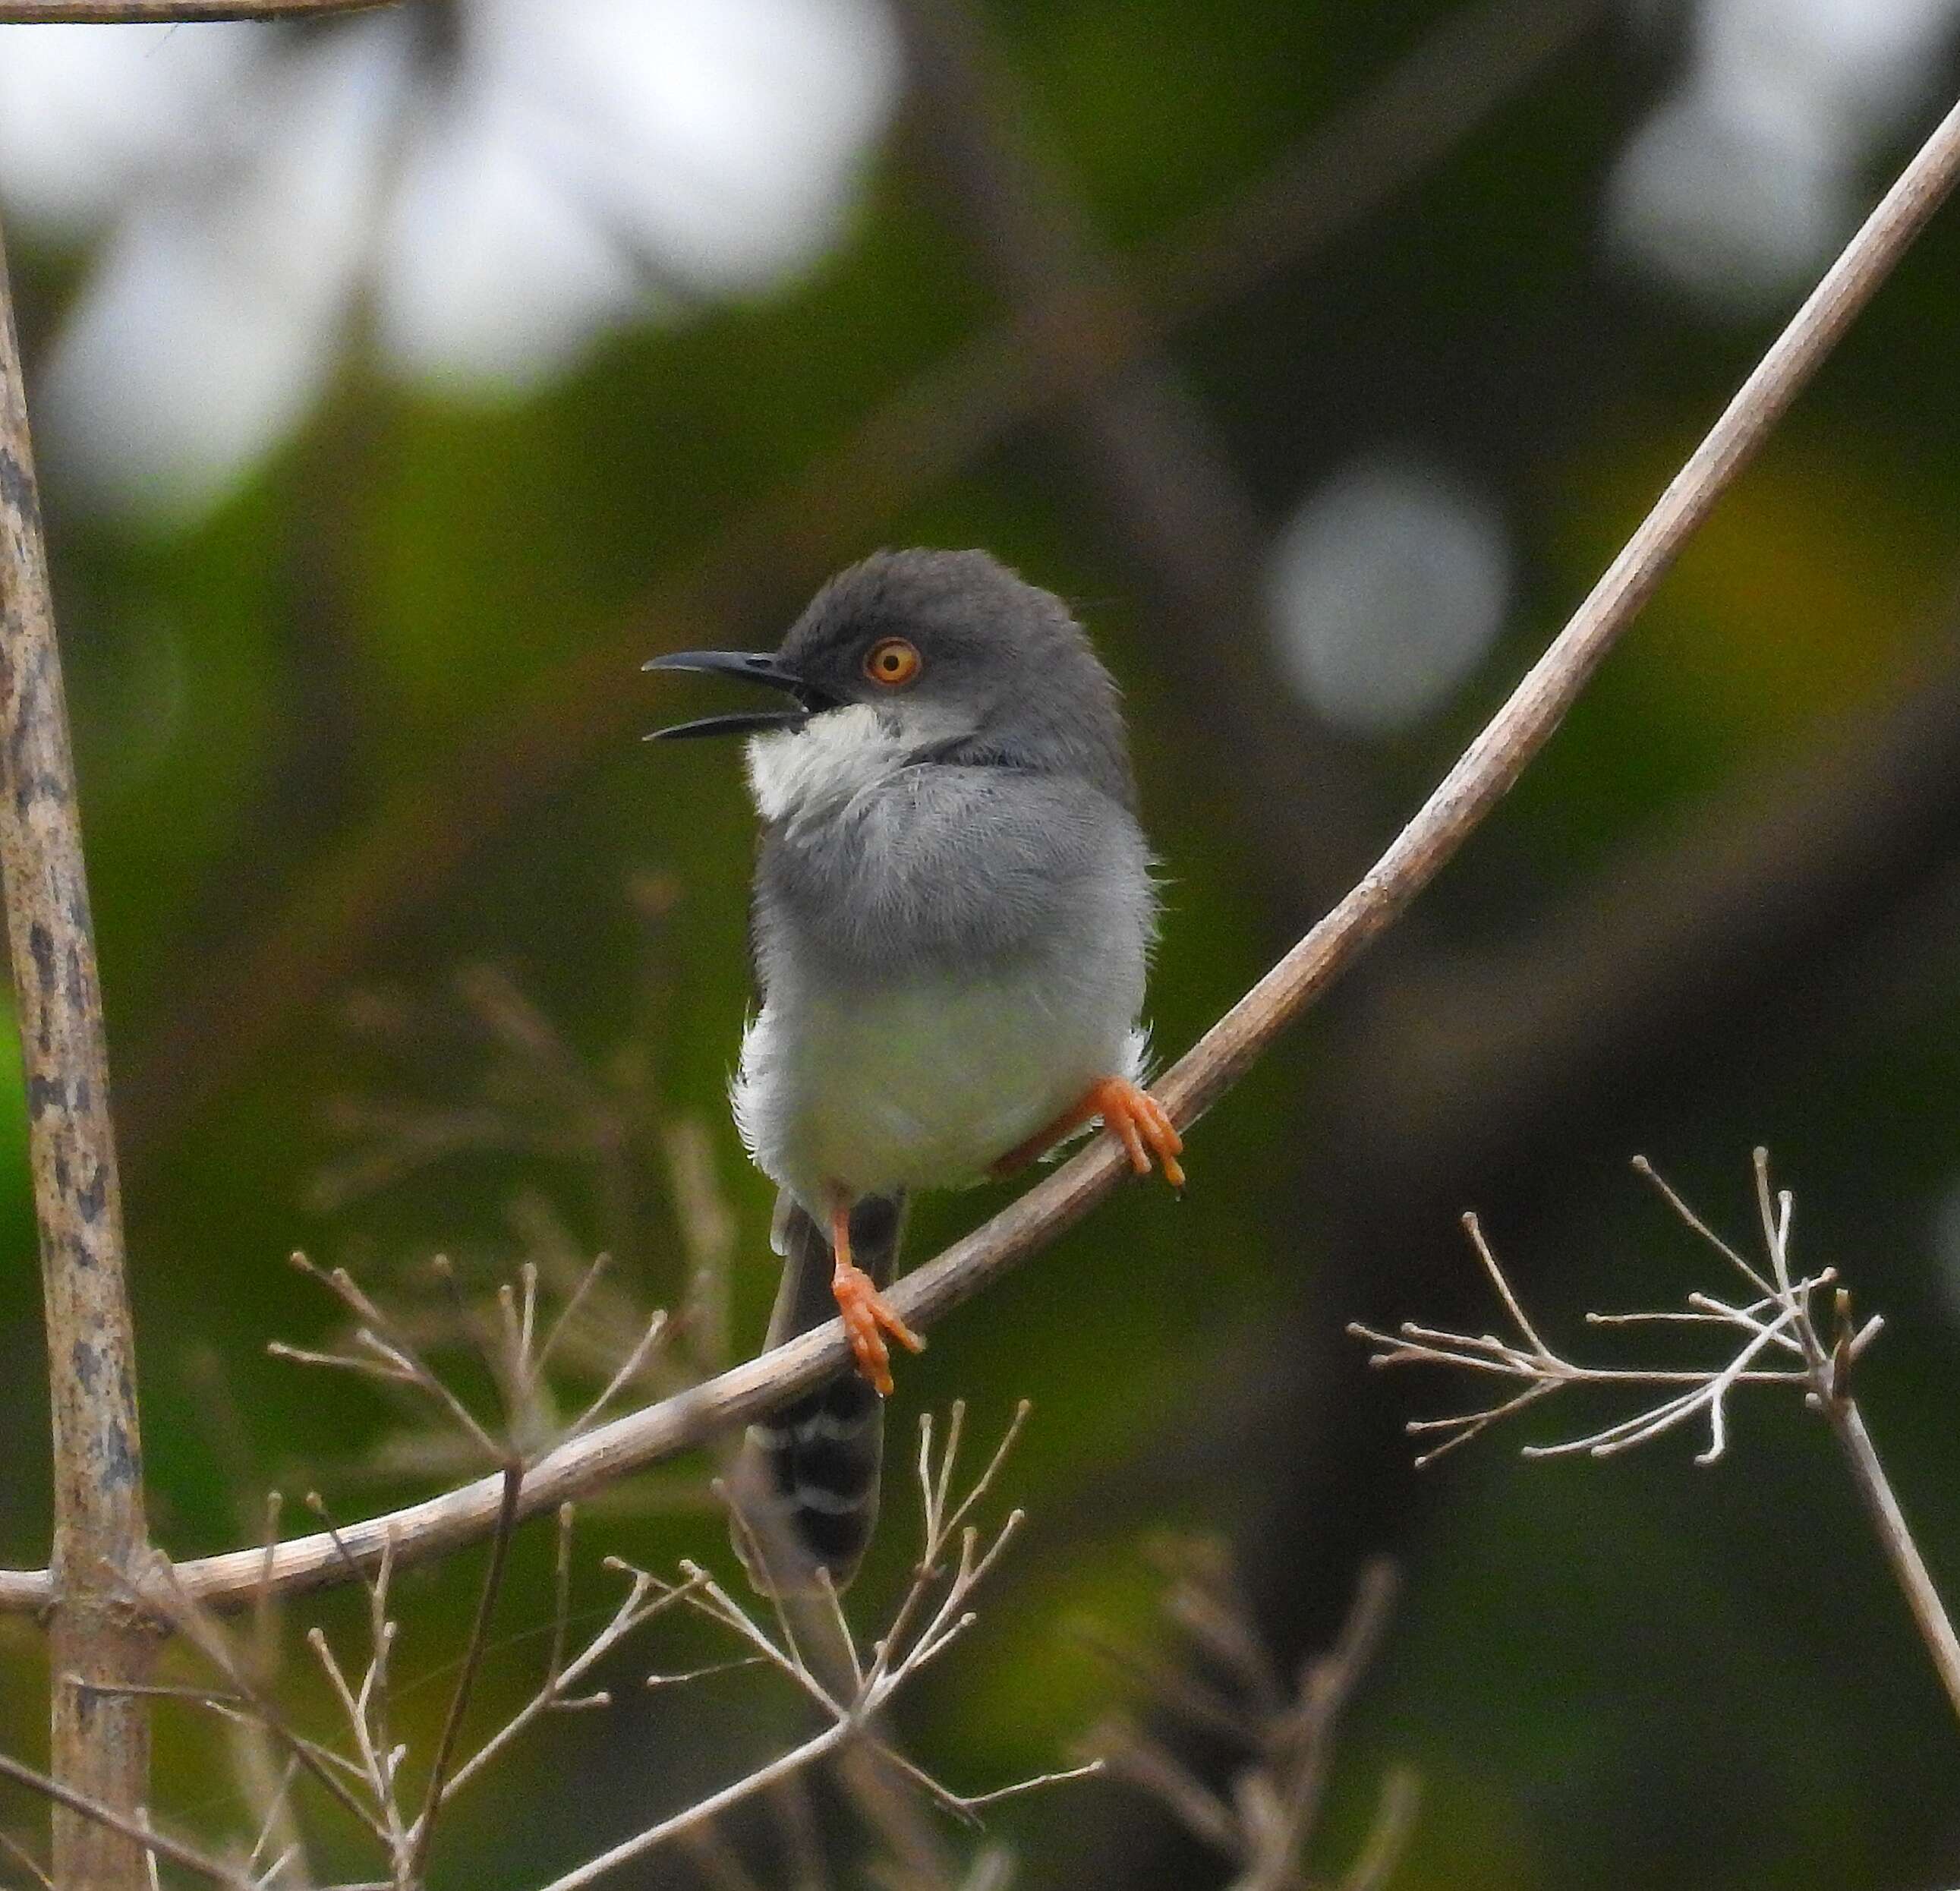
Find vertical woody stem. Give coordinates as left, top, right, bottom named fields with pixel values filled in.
left=1826, top=1398, right=1960, bottom=1731
left=0, top=221, right=153, bottom=1886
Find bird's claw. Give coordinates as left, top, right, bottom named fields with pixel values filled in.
left=833, top=1259, right=924, bottom=1397
left=1091, top=1076, right=1186, bottom=1190
left=989, top=1074, right=1188, bottom=1189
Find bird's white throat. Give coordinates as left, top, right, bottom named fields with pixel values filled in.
left=745, top=704, right=915, bottom=828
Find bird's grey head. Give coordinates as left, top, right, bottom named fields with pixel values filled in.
left=645, top=550, right=1135, bottom=817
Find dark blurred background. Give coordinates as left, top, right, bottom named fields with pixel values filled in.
left=4, top=0, right=1960, bottom=1884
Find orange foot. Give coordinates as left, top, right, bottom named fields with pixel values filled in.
left=991, top=1076, right=1186, bottom=1190
left=830, top=1197, right=924, bottom=1398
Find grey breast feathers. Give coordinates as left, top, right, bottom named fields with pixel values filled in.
left=753, top=766, right=1155, bottom=992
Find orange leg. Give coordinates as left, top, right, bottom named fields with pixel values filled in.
left=991, top=1076, right=1186, bottom=1190
left=830, top=1195, right=925, bottom=1398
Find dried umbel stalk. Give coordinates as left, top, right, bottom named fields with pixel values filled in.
left=1352, top=1149, right=1960, bottom=1732
left=1349, top=1152, right=1878, bottom=1467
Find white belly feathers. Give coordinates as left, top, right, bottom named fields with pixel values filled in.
left=735, top=954, right=1145, bottom=1212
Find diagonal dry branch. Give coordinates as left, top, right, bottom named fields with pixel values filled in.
left=4, top=75, right=1956, bottom=1622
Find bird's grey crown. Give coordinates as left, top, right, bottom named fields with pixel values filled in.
left=776, top=547, right=1136, bottom=809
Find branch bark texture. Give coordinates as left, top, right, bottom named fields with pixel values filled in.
left=0, top=225, right=153, bottom=1883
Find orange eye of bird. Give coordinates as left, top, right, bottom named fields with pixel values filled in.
left=864, top=638, right=922, bottom=687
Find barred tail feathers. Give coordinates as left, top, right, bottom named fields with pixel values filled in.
left=729, top=1193, right=904, bottom=1593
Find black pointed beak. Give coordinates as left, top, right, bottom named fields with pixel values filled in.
left=641, top=649, right=837, bottom=741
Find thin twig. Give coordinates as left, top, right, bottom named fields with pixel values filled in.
left=0, top=1751, right=247, bottom=1890
left=530, top=1253, right=616, bottom=1388
left=0, top=1827, right=53, bottom=1890
left=276, top=1253, right=509, bottom=1466
left=563, top=1312, right=669, bottom=1442
left=1351, top=1200, right=1823, bottom=1468
left=547, top=1502, right=575, bottom=1697
left=559, top=1407, right=1071, bottom=1891
left=121, top=1552, right=391, bottom=1846
left=406, top=1464, right=522, bottom=1880
left=1089, top=1543, right=1404, bottom=1886
left=1821, top=1367, right=1960, bottom=1728
left=1089, top=1718, right=1240, bottom=1852
left=534, top=1727, right=851, bottom=1891
left=1262, top=1558, right=1399, bottom=1877
left=440, top=1557, right=704, bottom=1805
left=1631, top=1156, right=1775, bottom=1297
left=239, top=1754, right=304, bottom=1887
left=1335, top=1768, right=1421, bottom=1891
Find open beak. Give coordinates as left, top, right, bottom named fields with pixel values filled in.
left=641, top=649, right=837, bottom=741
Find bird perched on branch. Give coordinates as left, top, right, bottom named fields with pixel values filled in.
left=646, top=549, right=1182, bottom=1589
